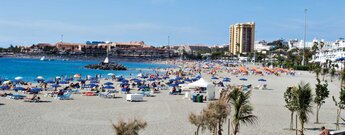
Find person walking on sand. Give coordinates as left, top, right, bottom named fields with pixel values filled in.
left=319, top=126, right=329, bottom=135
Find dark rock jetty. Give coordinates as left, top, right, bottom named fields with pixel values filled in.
left=85, top=62, right=127, bottom=70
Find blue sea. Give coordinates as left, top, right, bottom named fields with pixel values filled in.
left=0, top=58, right=172, bottom=81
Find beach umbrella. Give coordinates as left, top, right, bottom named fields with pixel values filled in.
left=192, top=78, right=199, bottom=81
left=258, top=79, right=267, bottom=82
left=30, top=88, right=42, bottom=92
left=138, top=85, right=148, bottom=89
left=185, top=78, right=192, bottom=82
left=12, top=80, right=20, bottom=83
left=134, top=79, right=142, bottom=83
left=77, top=79, right=86, bottom=82
left=211, top=77, right=219, bottom=80
left=239, top=78, right=247, bottom=81
left=65, top=78, right=73, bottom=81
left=104, top=82, right=113, bottom=85
left=36, top=76, right=44, bottom=80
left=90, top=80, right=98, bottom=83
left=74, top=74, right=81, bottom=78
left=175, top=76, right=183, bottom=80
left=148, top=78, right=155, bottom=81
left=51, top=84, right=61, bottom=88
left=163, top=76, right=169, bottom=79
left=3, top=80, right=11, bottom=84
left=107, top=73, right=115, bottom=76
left=55, top=76, right=61, bottom=79
left=169, top=84, right=178, bottom=87
left=223, top=80, right=231, bottom=82
left=0, top=85, right=10, bottom=90
left=15, top=76, right=23, bottom=81
left=88, top=83, right=99, bottom=88
left=137, top=73, right=143, bottom=77
left=45, top=80, right=55, bottom=84
left=13, top=87, right=26, bottom=91
left=103, top=85, right=115, bottom=89
left=59, top=81, right=68, bottom=84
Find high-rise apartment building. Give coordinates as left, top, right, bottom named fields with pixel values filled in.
left=229, top=22, right=255, bottom=55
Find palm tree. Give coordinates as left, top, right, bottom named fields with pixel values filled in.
left=226, top=88, right=257, bottom=135
left=296, top=82, right=313, bottom=135
left=112, top=118, right=147, bottom=135
left=284, top=86, right=298, bottom=130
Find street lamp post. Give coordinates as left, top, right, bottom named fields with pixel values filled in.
left=302, top=9, right=307, bottom=66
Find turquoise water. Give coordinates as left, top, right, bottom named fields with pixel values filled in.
left=0, top=58, right=171, bottom=81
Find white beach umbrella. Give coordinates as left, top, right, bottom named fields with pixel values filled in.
left=107, top=73, right=115, bottom=76
left=15, top=76, right=23, bottom=80
left=36, top=76, right=44, bottom=80
left=55, top=76, right=61, bottom=79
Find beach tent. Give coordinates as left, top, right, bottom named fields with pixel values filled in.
left=184, top=78, right=210, bottom=88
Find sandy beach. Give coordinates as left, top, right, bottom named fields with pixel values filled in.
left=0, top=62, right=343, bottom=135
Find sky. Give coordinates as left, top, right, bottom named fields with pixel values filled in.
left=0, top=0, right=344, bottom=47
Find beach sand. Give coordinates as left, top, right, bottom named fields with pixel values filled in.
left=0, top=66, right=343, bottom=135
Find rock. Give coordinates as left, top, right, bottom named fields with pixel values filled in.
left=85, top=62, right=127, bottom=70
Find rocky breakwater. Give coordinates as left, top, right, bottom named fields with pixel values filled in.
left=85, top=62, right=127, bottom=70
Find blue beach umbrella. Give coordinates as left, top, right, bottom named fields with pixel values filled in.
left=45, top=80, right=55, bottom=84
left=51, top=84, right=61, bottom=88
left=0, top=85, right=10, bottom=90
left=59, top=81, right=68, bottom=84
left=13, top=87, right=26, bottom=91
left=211, top=77, right=219, bottom=80
left=90, top=80, right=98, bottom=83
left=104, top=82, right=113, bottom=85
left=148, top=78, right=155, bottom=81
left=185, top=78, right=192, bottom=82
left=239, top=78, right=247, bottom=81
left=169, top=84, right=178, bottom=87
left=30, top=88, right=42, bottom=92
left=258, top=79, right=267, bottom=82
left=192, top=78, right=199, bottom=81
left=103, top=85, right=115, bottom=89
left=138, top=85, right=148, bottom=89
left=65, top=78, right=73, bottom=81
left=88, top=83, right=99, bottom=88
left=163, top=76, right=169, bottom=79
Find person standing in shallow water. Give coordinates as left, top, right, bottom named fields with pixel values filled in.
left=319, top=126, right=329, bottom=135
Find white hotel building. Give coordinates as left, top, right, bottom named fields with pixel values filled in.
left=311, top=39, right=345, bottom=64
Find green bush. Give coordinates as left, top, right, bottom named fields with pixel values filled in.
left=293, top=65, right=309, bottom=71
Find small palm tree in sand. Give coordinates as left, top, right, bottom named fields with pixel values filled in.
left=112, top=118, right=147, bottom=135
left=227, top=88, right=257, bottom=135
left=296, top=82, right=313, bottom=135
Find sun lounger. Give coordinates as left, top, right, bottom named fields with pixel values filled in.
left=8, top=94, right=26, bottom=100
left=55, top=93, right=73, bottom=100
left=99, top=92, right=116, bottom=98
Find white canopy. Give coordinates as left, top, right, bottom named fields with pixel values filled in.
left=184, top=78, right=210, bottom=88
